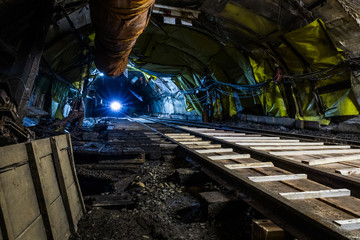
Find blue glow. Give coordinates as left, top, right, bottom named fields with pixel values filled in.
left=110, top=101, right=122, bottom=111
left=99, top=72, right=104, bottom=77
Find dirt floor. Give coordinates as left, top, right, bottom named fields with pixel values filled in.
left=70, top=155, right=258, bottom=240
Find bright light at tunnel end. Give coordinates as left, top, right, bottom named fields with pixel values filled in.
left=110, top=101, right=122, bottom=111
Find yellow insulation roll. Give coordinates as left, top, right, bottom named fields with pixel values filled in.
left=90, top=0, right=155, bottom=77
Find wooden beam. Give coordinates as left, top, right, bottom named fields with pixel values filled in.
left=65, top=134, right=86, bottom=214
left=248, top=174, right=307, bottom=182
left=303, top=154, right=360, bottom=166
left=196, top=148, right=233, bottom=154
left=334, top=218, right=360, bottom=230
left=225, top=162, right=274, bottom=169
left=50, top=137, right=76, bottom=234
left=280, top=189, right=351, bottom=200
left=8, top=0, right=53, bottom=120
left=270, top=149, right=360, bottom=156
left=27, top=141, right=54, bottom=240
left=208, top=154, right=251, bottom=160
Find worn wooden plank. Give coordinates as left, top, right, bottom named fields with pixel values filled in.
left=236, top=142, right=324, bottom=146
left=65, top=134, right=86, bottom=214
left=0, top=175, right=14, bottom=240
left=196, top=148, right=233, bottom=154
left=0, top=142, right=28, bottom=169
left=303, top=154, right=360, bottom=166
left=35, top=138, right=52, bottom=158
left=271, top=149, right=360, bottom=156
left=248, top=174, right=307, bottom=182
left=251, top=145, right=351, bottom=150
left=280, top=189, right=351, bottom=200
left=27, top=141, right=54, bottom=240
left=38, top=155, right=61, bottom=206
left=225, top=162, right=274, bottom=169
left=50, top=137, right=75, bottom=234
left=334, top=218, right=360, bottom=230
left=48, top=197, right=71, bottom=240
left=208, top=154, right=251, bottom=160
left=335, top=168, right=360, bottom=176
left=15, top=215, right=47, bottom=240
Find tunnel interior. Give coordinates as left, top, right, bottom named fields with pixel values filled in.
left=1, top=1, right=360, bottom=240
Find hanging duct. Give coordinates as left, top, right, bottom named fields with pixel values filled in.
left=90, top=0, right=154, bottom=77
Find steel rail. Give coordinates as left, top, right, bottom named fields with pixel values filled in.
left=144, top=118, right=360, bottom=198
left=133, top=118, right=360, bottom=240
left=148, top=117, right=360, bottom=147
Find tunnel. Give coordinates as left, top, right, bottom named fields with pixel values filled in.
left=1, top=0, right=360, bottom=239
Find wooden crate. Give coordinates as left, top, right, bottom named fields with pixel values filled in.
left=0, top=134, right=85, bottom=240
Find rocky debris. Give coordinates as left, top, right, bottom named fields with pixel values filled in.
left=199, top=191, right=231, bottom=219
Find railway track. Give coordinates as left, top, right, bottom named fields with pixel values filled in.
left=131, top=117, right=360, bottom=239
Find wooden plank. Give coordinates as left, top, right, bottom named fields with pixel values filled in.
left=217, top=136, right=280, bottom=140
left=303, top=154, right=360, bottom=166
left=334, top=218, right=360, bottom=230
left=14, top=215, right=47, bottom=240
left=65, top=134, right=86, bottom=214
left=48, top=197, right=70, bottom=240
left=0, top=176, right=14, bottom=240
left=251, top=145, right=351, bottom=150
left=50, top=137, right=76, bottom=234
left=2, top=165, right=45, bottom=239
left=187, top=144, right=222, bottom=149
left=180, top=141, right=211, bottom=145
left=335, top=168, right=360, bottom=176
left=236, top=142, right=324, bottom=146
left=0, top=143, right=28, bottom=169
left=271, top=149, right=360, bottom=156
left=279, top=189, right=351, bottom=200
left=195, top=148, right=233, bottom=154
left=225, top=162, right=274, bottom=169
left=26, top=141, right=54, bottom=240
left=248, top=174, right=307, bottom=182
left=208, top=154, right=251, bottom=160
